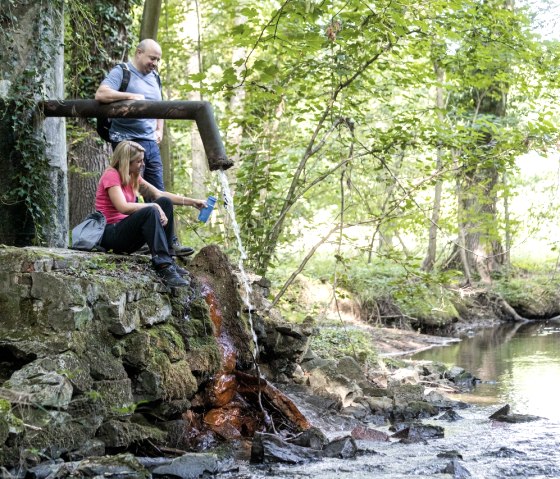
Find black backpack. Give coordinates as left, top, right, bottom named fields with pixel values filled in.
left=95, top=64, right=162, bottom=142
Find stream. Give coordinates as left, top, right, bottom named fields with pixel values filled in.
left=412, top=319, right=560, bottom=422
left=224, top=320, right=560, bottom=478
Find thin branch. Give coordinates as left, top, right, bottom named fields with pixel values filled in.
left=232, top=0, right=292, bottom=89
left=271, top=223, right=340, bottom=307
left=266, top=46, right=395, bottom=260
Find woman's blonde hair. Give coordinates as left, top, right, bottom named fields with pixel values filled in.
left=109, top=141, right=145, bottom=194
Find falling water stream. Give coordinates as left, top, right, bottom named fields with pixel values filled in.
left=186, top=173, right=312, bottom=445
left=218, top=170, right=259, bottom=354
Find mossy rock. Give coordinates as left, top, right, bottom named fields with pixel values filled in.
left=184, top=338, right=221, bottom=375
left=160, top=359, right=198, bottom=400
left=96, top=419, right=166, bottom=449
left=0, top=407, right=10, bottom=443
left=91, top=379, right=135, bottom=416
left=309, top=326, right=378, bottom=365
left=121, top=325, right=198, bottom=401
left=78, top=323, right=128, bottom=380
left=11, top=408, right=93, bottom=455
left=147, top=324, right=187, bottom=362
left=186, top=298, right=214, bottom=331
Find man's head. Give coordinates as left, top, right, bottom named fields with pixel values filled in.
left=134, top=39, right=162, bottom=75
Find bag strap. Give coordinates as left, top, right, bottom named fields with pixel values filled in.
left=118, top=63, right=131, bottom=92
left=153, top=70, right=162, bottom=92
left=117, top=62, right=161, bottom=95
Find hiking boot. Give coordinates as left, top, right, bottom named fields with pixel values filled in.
left=136, top=244, right=150, bottom=255
left=170, top=240, right=195, bottom=258
left=156, top=265, right=189, bottom=287
left=172, top=262, right=189, bottom=277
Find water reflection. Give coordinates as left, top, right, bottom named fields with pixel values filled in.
left=411, top=320, right=560, bottom=420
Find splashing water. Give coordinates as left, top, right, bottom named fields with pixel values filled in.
left=218, top=170, right=259, bottom=356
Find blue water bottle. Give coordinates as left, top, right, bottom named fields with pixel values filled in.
left=198, top=195, right=217, bottom=223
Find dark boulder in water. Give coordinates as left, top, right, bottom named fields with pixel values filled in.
left=287, top=426, right=329, bottom=449
left=442, top=458, right=472, bottom=478
left=489, top=404, right=541, bottom=423
left=322, top=436, right=357, bottom=459
left=251, top=432, right=323, bottom=464
left=436, top=410, right=463, bottom=421
left=392, top=423, right=445, bottom=443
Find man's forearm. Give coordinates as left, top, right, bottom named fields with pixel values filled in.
left=95, top=85, right=144, bottom=103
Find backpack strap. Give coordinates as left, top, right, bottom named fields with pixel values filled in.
left=117, top=62, right=161, bottom=96
left=153, top=71, right=162, bottom=91
left=118, top=62, right=131, bottom=92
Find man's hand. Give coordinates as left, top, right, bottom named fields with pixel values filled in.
left=155, top=129, right=163, bottom=144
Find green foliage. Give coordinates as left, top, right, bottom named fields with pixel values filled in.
left=227, top=0, right=536, bottom=274
left=310, top=326, right=378, bottom=365
left=3, top=98, right=52, bottom=243
left=493, top=263, right=560, bottom=307
left=65, top=0, right=141, bottom=99
left=148, top=0, right=560, bottom=284
left=336, top=260, right=461, bottom=327
left=85, top=390, right=102, bottom=401
left=393, top=279, right=459, bottom=327
left=0, top=0, right=66, bottom=243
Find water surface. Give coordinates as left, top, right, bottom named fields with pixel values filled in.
left=228, top=320, right=560, bottom=478
left=412, top=319, right=560, bottom=420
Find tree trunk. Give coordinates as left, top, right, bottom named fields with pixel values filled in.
left=502, top=171, right=511, bottom=275
left=0, top=0, right=67, bottom=247
left=68, top=132, right=109, bottom=227
left=67, top=0, right=137, bottom=227
left=422, top=62, right=445, bottom=272
left=459, top=109, right=504, bottom=281
left=445, top=0, right=513, bottom=280
left=140, top=0, right=162, bottom=41
left=186, top=0, right=209, bottom=200
left=139, top=0, right=173, bottom=191
left=454, top=153, right=473, bottom=284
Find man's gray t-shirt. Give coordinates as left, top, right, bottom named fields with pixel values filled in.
left=101, top=62, right=162, bottom=142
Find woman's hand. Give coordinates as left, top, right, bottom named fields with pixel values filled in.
left=155, top=204, right=168, bottom=226
left=190, top=198, right=207, bottom=210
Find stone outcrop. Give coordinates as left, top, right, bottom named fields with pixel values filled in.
left=0, top=245, right=320, bottom=470
left=0, top=246, right=242, bottom=467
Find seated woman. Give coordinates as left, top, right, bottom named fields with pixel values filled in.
left=95, top=140, right=206, bottom=287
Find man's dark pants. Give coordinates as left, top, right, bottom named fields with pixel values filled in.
left=112, top=139, right=164, bottom=191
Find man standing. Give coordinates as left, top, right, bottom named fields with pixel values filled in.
left=96, top=38, right=164, bottom=190
left=96, top=39, right=193, bottom=256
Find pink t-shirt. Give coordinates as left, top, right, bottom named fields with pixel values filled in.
left=95, top=168, right=144, bottom=224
